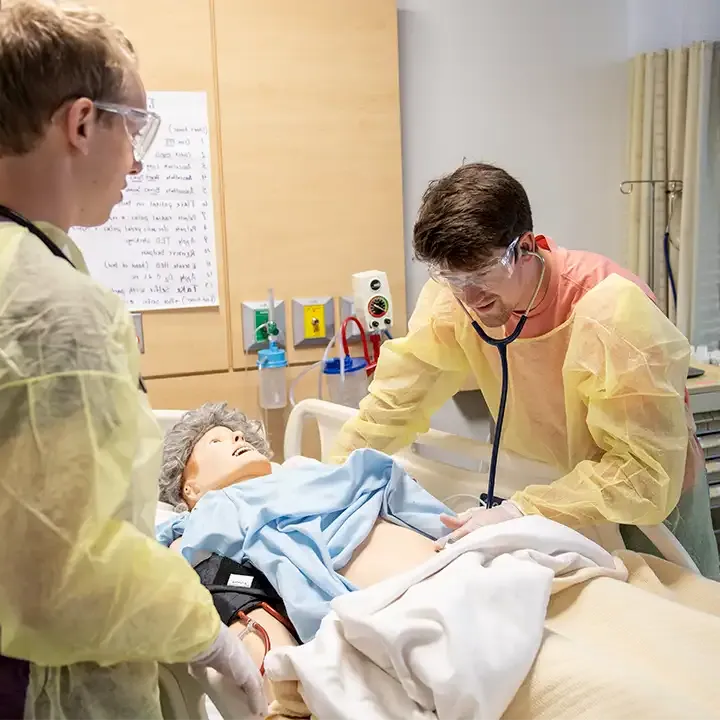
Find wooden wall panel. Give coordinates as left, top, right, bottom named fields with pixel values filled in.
left=4, top=0, right=406, bottom=455
left=81, top=0, right=231, bottom=377
left=213, top=0, right=406, bottom=369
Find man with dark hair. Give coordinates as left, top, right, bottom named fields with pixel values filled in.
left=333, top=162, right=719, bottom=578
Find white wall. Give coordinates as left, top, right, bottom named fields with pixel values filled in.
left=627, top=0, right=720, bottom=53
left=396, top=0, right=629, bottom=438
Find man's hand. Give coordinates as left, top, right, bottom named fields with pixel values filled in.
left=435, top=501, right=523, bottom=550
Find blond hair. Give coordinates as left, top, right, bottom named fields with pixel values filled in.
left=0, top=0, right=137, bottom=156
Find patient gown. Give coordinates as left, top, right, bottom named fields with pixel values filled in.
left=156, top=449, right=451, bottom=641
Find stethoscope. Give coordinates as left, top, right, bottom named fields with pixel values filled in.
left=0, top=204, right=148, bottom=394
left=456, top=245, right=546, bottom=509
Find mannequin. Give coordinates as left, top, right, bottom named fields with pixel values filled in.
left=158, top=403, right=442, bottom=715
left=158, top=404, right=720, bottom=720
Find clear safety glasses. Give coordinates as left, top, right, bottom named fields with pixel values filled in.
left=429, top=236, right=520, bottom=291
left=94, top=101, right=161, bottom=163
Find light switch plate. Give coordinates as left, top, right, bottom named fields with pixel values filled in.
left=292, top=297, right=335, bottom=348
left=242, top=300, right=286, bottom=353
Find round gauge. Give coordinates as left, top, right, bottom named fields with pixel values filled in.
left=367, top=295, right=389, bottom=318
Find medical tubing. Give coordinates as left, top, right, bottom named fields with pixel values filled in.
left=369, top=332, right=381, bottom=371
left=664, top=230, right=678, bottom=307
left=259, top=602, right=296, bottom=637
left=233, top=603, right=295, bottom=677
left=341, top=316, right=371, bottom=363
left=289, top=360, right=321, bottom=407
left=319, top=333, right=339, bottom=399
left=235, top=611, right=271, bottom=676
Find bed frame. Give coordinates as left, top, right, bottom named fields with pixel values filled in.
left=154, top=399, right=700, bottom=720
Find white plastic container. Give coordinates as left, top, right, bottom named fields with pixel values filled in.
left=257, top=342, right=288, bottom=409
left=323, top=356, right=368, bottom=408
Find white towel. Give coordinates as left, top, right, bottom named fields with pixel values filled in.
left=265, top=515, right=626, bottom=720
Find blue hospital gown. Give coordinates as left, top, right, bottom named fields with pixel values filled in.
left=156, top=449, right=451, bottom=641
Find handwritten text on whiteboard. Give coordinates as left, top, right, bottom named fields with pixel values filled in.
left=71, top=91, right=219, bottom=311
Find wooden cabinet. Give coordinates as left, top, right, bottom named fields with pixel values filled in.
left=91, top=0, right=231, bottom=377
left=79, top=0, right=406, bottom=458
left=90, top=0, right=405, bottom=431
left=213, top=0, right=405, bottom=368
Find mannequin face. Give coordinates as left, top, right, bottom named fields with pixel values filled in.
left=182, top=425, right=272, bottom=509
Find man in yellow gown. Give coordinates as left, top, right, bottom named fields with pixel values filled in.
left=333, top=162, right=718, bottom=578
left=0, top=2, right=263, bottom=717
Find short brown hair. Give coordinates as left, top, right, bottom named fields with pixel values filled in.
left=413, top=163, right=533, bottom=271
left=0, top=0, right=136, bottom=156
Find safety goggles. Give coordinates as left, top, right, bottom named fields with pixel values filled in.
left=429, top=236, right=521, bottom=290
left=94, top=101, right=161, bottom=163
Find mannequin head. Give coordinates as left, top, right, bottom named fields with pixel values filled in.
left=159, top=402, right=272, bottom=511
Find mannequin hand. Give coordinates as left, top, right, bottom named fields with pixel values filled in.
left=435, top=501, right=523, bottom=550
left=190, top=624, right=266, bottom=716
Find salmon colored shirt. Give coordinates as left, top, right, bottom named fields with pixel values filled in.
left=505, top=235, right=655, bottom=338
left=506, top=235, right=699, bottom=491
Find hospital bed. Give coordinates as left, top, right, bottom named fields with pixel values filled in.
left=153, top=400, right=699, bottom=720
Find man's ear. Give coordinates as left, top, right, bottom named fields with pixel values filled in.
left=518, top=232, right=536, bottom=259
left=62, top=98, right=96, bottom=154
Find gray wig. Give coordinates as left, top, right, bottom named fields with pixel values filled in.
left=158, top=402, right=272, bottom=511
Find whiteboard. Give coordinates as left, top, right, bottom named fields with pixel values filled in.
left=71, top=91, right=219, bottom=311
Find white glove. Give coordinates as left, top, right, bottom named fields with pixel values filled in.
left=190, top=624, right=266, bottom=716
left=435, top=501, right=523, bottom=549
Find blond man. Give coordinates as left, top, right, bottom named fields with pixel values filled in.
left=0, top=2, right=263, bottom=717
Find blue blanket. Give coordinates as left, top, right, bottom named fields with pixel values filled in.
left=156, top=449, right=451, bottom=641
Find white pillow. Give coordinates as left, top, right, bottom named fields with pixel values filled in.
left=156, top=501, right=179, bottom=526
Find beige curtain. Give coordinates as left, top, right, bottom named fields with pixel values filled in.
left=626, top=41, right=720, bottom=344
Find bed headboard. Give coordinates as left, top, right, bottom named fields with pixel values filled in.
left=283, top=398, right=559, bottom=513
left=280, top=399, right=700, bottom=572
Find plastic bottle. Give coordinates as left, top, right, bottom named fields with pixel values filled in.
left=258, top=340, right=288, bottom=409
left=323, top=356, right=368, bottom=408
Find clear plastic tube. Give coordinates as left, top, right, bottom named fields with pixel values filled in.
left=288, top=332, right=339, bottom=407
left=319, top=332, right=339, bottom=400
left=289, top=360, right=321, bottom=407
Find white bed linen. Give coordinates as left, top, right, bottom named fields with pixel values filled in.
left=264, top=516, right=627, bottom=720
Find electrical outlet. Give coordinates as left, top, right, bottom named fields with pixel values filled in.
left=292, top=297, right=334, bottom=348
left=242, top=300, right=286, bottom=353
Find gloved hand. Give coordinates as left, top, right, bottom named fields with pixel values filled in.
left=190, top=623, right=266, bottom=716
left=435, top=501, right=523, bottom=550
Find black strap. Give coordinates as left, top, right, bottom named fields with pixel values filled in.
left=0, top=204, right=74, bottom=266
left=0, top=205, right=148, bottom=395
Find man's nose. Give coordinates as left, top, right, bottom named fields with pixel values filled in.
left=129, top=158, right=143, bottom=175
left=463, top=286, right=487, bottom=305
